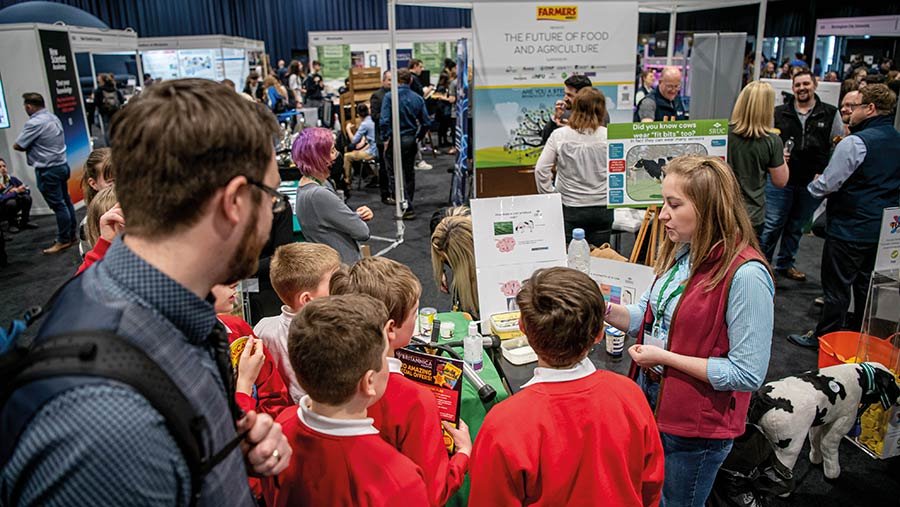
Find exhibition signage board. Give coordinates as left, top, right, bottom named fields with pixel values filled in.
left=588, top=258, right=655, bottom=307
left=472, top=1, right=638, bottom=192
left=317, top=44, right=351, bottom=81
left=0, top=73, right=9, bottom=129
left=875, top=207, right=900, bottom=275
left=38, top=29, right=90, bottom=203
left=606, top=119, right=729, bottom=208
left=815, top=16, right=900, bottom=37
left=471, top=194, right=566, bottom=325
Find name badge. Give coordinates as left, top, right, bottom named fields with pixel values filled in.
left=643, top=324, right=666, bottom=350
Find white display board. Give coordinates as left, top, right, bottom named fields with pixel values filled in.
left=761, top=78, right=841, bottom=108
left=472, top=2, right=638, bottom=176
left=606, top=119, right=729, bottom=207
left=178, top=49, right=218, bottom=80
left=875, top=207, right=900, bottom=274
left=471, top=194, right=567, bottom=323
left=142, top=50, right=179, bottom=80
left=588, top=258, right=656, bottom=307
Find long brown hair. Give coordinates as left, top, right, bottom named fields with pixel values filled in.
left=655, top=156, right=768, bottom=290
left=567, top=87, right=606, bottom=133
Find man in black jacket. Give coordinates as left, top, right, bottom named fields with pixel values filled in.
left=760, top=70, right=842, bottom=282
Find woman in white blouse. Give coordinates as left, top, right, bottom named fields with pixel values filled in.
left=534, top=87, right=611, bottom=245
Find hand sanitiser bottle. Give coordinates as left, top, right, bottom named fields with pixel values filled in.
left=464, top=322, right=483, bottom=372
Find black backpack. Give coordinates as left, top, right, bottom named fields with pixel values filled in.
left=0, top=306, right=244, bottom=507
left=98, top=88, right=121, bottom=116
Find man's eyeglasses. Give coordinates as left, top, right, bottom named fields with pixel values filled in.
left=246, top=177, right=289, bottom=214
left=842, top=102, right=867, bottom=110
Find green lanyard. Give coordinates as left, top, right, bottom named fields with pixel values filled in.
left=653, top=254, right=687, bottom=330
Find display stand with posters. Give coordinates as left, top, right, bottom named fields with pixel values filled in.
left=450, top=38, right=470, bottom=206
left=138, top=35, right=265, bottom=93
left=0, top=23, right=98, bottom=214
left=470, top=194, right=567, bottom=331
left=472, top=1, right=639, bottom=197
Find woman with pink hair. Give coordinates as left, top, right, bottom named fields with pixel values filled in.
left=293, top=128, right=373, bottom=262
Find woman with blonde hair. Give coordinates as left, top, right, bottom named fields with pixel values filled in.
left=534, top=86, right=611, bottom=245
left=431, top=212, right=479, bottom=318
left=604, top=155, right=775, bottom=507
left=728, top=81, right=789, bottom=237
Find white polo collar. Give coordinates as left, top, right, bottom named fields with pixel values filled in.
left=387, top=357, right=403, bottom=374
left=296, top=395, right=379, bottom=436
left=521, top=356, right=596, bottom=389
left=280, top=305, right=296, bottom=325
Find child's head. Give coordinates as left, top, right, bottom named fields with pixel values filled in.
left=85, top=185, right=117, bottom=247
left=289, top=294, right=391, bottom=408
left=211, top=283, right=238, bottom=314
left=270, top=243, right=341, bottom=311
left=516, top=267, right=605, bottom=367
left=82, top=148, right=114, bottom=205
left=329, top=257, right=421, bottom=350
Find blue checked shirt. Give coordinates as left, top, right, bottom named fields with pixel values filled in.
left=625, top=246, right=775, bottom=391
left=1, top=238, right=254, bottom=506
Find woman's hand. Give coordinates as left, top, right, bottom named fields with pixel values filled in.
left=99, top=203, right=126, bottom=242
left=356, top=206, right=374, bottom=222
left=628, top=344, right=668, bottom=369
left=236, top=338, right=266, bottom=395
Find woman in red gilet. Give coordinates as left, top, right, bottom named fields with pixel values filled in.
left=605, top=155, right=775, bottom=507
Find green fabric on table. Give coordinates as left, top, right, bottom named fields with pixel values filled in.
left=435, top=312, right=510, bottom=507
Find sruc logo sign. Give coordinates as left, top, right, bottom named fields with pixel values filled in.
left=536, top=5, right=578, bottom=21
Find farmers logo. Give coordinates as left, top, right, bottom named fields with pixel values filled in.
left=537, top=5, right=578, bottom=21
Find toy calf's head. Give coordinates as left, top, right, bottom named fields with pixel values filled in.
left=859, top=363, right=900, bottom=410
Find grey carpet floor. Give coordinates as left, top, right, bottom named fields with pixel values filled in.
left=2, top=152, right=897, bottom=506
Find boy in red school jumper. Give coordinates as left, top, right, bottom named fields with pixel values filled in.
left=263, top=294, right=429, bottom=506
left=469, top=267, right=665, bottom=507
left=211, top=283, right=292, bottom=417
left=330, top=257, right=472, bottom=507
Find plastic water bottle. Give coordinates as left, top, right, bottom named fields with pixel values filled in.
left=567, top=228, right=591, bottom=275
left=464, top=322, right=483, bottom=372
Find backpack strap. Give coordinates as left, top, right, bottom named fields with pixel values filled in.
left=0, top=330, right=244, bottom=506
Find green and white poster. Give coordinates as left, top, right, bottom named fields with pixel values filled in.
left=606, top=119, right=729, bottom=207
left=472, top=2, right=639, bottom=191
left=317, top=44, right=351, bottom=81
left=413, top=41, right=448, bottom=77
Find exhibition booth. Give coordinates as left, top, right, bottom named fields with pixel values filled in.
left=813, top=15, right=900, bottom=77
left=0, top=22, right=135, bottom=214
left=308, top=28, right=470, bottom=91
left=138, top=35, right=266, bottom=93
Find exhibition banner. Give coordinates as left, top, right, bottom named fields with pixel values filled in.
left=317, top=44, right=351, bottom=80
left=38, top=29, right=91, bottom=204
left=451, top=38, right=470, bottom=206
left=0, top=72, right=9, bottom=129
left=471, top=194, right=566, bottom=323
left=472, top=1, right=638, bottom=175
left=606, top=119, right=729, bottom=208
left=875, top=207, right=900, bottom=274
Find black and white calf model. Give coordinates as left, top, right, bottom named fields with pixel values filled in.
left=752, top=362, right=899, bottom=480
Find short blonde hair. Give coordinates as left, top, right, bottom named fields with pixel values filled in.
left=329, top=257, right=421, bottom=325
left=730, top=81, right=776, bottom=139
left=85, top=185, right=117, bottom=247
left=270, top=243, right=341, bottom=304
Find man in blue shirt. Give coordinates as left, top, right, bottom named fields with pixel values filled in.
left=788, top=84, right=900, bottom=348
left=1, top=79, right=292, bottom=505
left=380, top=68, right=430, bottom=220
left=342, top=103, right=377, bottom=186
left=13, top=93, right=76, bottom=254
